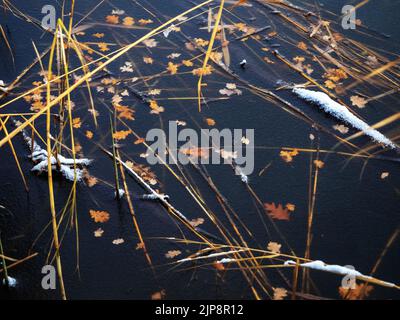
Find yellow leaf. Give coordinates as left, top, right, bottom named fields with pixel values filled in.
left=72, top=117, right=81, bottom=128
left=182, top=59, right=194, bottom=67
left=113, top=130, right=132, bottom=140
left=167, top=62, right=178, bottom=75
left=123, top=16, right=135, bottom=26
left=86, top=130, right=93, bottom=139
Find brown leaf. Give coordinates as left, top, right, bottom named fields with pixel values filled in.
left=273, top=287, right=288, bottom=300
left=338, top=283, right=373, bottom=300
left=350, top=95, right=367, bottom=109
left=264, top=203, right=290, bottom=221
left=267, top=241, right=281, bottom=254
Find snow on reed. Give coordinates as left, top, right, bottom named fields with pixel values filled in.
left=284, top=260, right=396, bottom=288
left=293, top=88, right=397, bottom=149
left=21, top=129, right=92, bottom=182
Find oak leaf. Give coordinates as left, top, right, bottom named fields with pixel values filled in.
left=264, top=202, right=290, bottom=221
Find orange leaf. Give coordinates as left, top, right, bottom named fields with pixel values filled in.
left=113, top=130, right=132, bottom=140
left=123, top=16, right=135, bottom=26
left=105, top=15, right=119, bottom=24
left=90, top=210, right=110, bottom=223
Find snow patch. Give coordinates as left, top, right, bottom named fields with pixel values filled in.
left=293, top=88, right=397, bottom=149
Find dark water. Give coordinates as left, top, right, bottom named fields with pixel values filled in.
left=0, top=0, right=399, bottom=300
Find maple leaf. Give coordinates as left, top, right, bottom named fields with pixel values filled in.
left=94, top=228, right=104, bottom=237
left=333, top=124, right=349, bottom=134
left=267, top=241, right=281, bottom=254
left=297, top=41, right=308, bottom=51
left=72, top=117, right=81, bottom=129
left=97, top=42, right=110, bottom=52
left=86, top=175, right=98, bottom=187
left=115, top=105, right=135, bottom=121
left=86, top=130, right=94, bottom=139
left=264, top=202, right=290, bottom=221
left=165, top=250, right=182, bottom=259
left=105, top=15, right=119, bottom=24
left=324, top=80, right=336, bottom=89
left=123, top=16, right=135, bottom=26
left=167, top=62, right=178, bottom=75
left=338, top=283, right=373, bottom=300
left=350, top=95, right=367, bottom=109
left=273, top=287, right=288, bottom=300
left=143, top=56, right=153, bottom=64
left=113, top=130, right=132, bottom=140
left=90, top=210, right=110, bottom=223
left=194, top=38, right=209, bottom=47
left=143, top=38, right=158, bottom=48
left=323, top=68, right=348, bottom=83
left=192, top=65, right=213, bottom=76
left=149, top=100, right=164, bottom=114
left=279, top=149, right=299, bottom=163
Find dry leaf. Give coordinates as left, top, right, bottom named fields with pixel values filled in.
left=314, top=160, right=325, bottom=169
left=90, top=210, right=110, bottom=223
left=273, top=287, right=288, bottom=300
left=264, top=203, right=290, bottom=221
left=165, top=250, right=182, bottom=259
left=333, top=124, right=349, bottom=134
left=285, top=203, right=295, bottom=212
left=86, top=130, right=93, bottom=139
left=72, top=117, right=81, bottom=129
left=205, top=118, right=216, bottom=126
left=167, top=62, right=178, bottom=75
left=189, top=218, right=205, bottom=227
left=338, top=283, right=373, bottom=300
left=105, top=15, right=119, bottom=24
left=113, top=130, right=132, bottom=140
left=94, top=228, right=104, bottom=237
left=280, top=149, right=299, bottom=163
left=267, top=241, right=281, bottom=254
left=350, top=95, right=367, bottom=109
left=381, top=172, right=389, bottom=179
left=112, top=238, right=125, bottom=245
left=143, top=56, right=153, bottom=64
left=143, top=38, right=158, bottom=48
left=123, top=16, right=135, bottom=26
